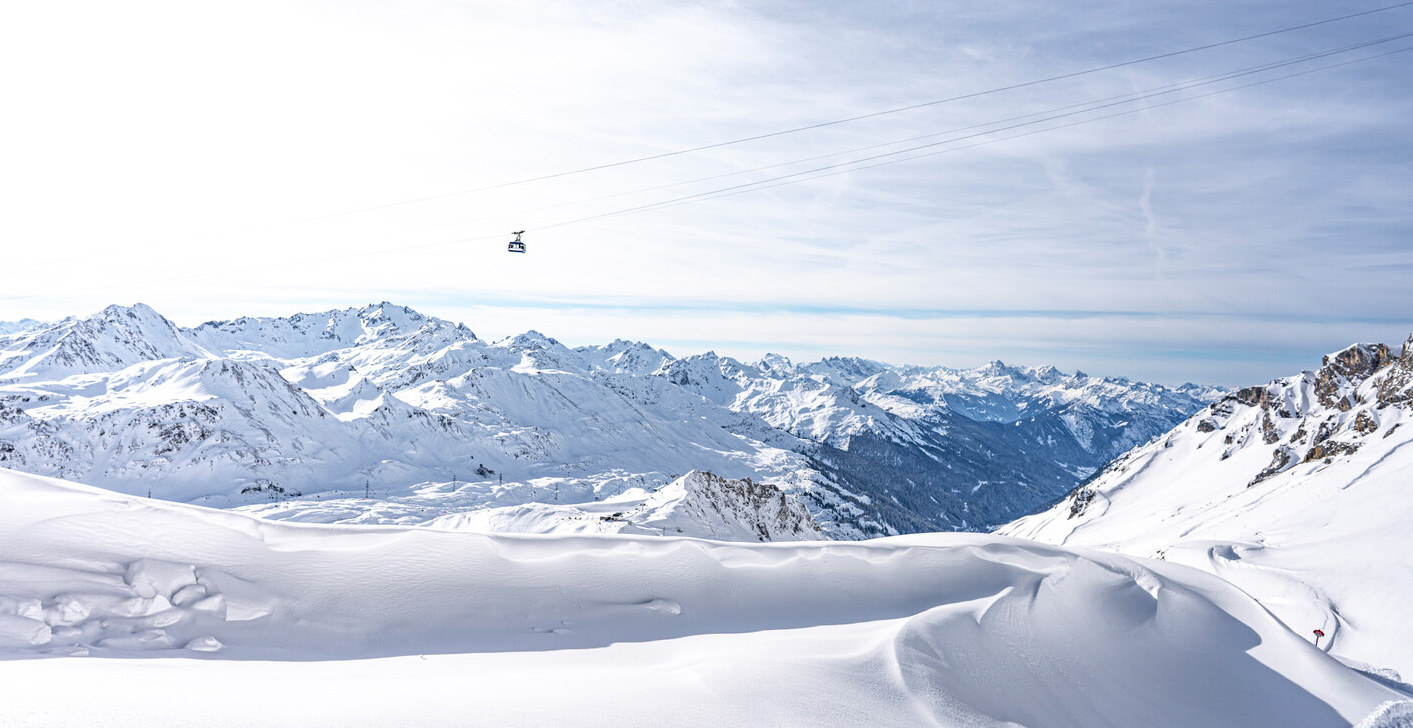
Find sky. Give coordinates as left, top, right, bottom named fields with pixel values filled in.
left=1, top=0, right=1411, bottom=386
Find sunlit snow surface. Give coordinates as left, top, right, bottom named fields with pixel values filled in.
left=1, top=468, right=1409, bottom=727
left=1002, top=342, right=1413, bottom=681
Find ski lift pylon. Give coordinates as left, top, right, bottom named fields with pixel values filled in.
left=507, top=230, right=526, bottom=254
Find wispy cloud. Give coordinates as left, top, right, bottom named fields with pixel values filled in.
left=2, top=0, right=1410, bottom=386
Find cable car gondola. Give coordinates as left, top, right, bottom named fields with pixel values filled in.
left=507, top=230, right=526, bottom=254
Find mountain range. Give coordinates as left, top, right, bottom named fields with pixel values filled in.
left=0, top=302, right=1221, bottom=539
left=2, top=304, right=1411, bottom=719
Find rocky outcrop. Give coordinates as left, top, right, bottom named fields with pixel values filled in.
left=639, top=470, right=822, bottom=541
left=1315, top=343, right=1393, bottom=409
left=1375, top=335, right=1413, bottom=407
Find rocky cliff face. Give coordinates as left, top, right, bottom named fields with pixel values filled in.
left=635, top=470, right=821, bottom=542
left=417, top=470, right=821, bottom=542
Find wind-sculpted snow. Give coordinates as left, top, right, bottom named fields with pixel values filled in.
left=0, top=467, right=1405, bottom=726
left=0, top=302, right=1219, bottom=540
left=1003, top=335, right=1413, bottom=679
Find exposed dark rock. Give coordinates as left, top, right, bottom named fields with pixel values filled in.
left=1376, top=336, right=1413, bottom=407
left=1235, top=386, right=1274, bottom=409
left=1068, top=486, right=1096, bottom=519
left=1250, top=446, right=1294, bottom=486
left=1317, top=343, right=1393, bottom=407
left=1323, top=343, right=1394, bottom=379
left=1260, top=412, right=1281, bottom=445
left=1304, top=440, right=1361, bottom=463
left=1310, top=419, right=1337, bottom=449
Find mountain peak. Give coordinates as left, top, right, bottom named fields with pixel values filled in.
left=358, top=301, right=424, bottom=323
left=102, top=301, right=162, bottom=318
left=979, top=360, right=1012, bottom=376
left=757, top=353, right=794, bottom=373
left=505, top=330, right=560, bottom=349
left=638, top=470, right=820, bottom=541
left=1321, top=342, right=1394, bottom=382
left=191, top=303, right=471, bottom=358
left=0, top=303, right=200, bottom=382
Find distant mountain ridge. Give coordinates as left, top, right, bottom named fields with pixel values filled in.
left=0, top=303, right=1222, bottom=539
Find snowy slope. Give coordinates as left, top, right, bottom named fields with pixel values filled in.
left=0, top=466, right=1406, bottom=727
left=419, top=470, right=820, bottom=541
left=0, top=303, right=209, bottom=383
left=1002, top=336, right=1413, bottom=678
left=0, top=304, right=825, bottom=540
left=654, top=349, right=1220, bottom=533
left=0, top=303, right=1218, bottom=539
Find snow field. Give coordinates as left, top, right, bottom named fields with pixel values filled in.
left=0, top=467, right=1407, bottom=726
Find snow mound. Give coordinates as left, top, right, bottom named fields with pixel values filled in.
left=0, top=466, right=1404, bottom=726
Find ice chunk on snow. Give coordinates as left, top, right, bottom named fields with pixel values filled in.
left=125, top=559, right=197, bottom=599
left=0, top=614, right=51, bottom=647
left=186, top=636, right=224, bottom=653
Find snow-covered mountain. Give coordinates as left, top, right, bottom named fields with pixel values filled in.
left=0, top=304, right=208, bottom=382
left=1002, top=336, right=1413, bottom=678
left=1, top=466, right=1407, bottom=726
left=398, top=470, right=820, bottom=542
left=0, top=302, right=1220, bottom=539
left=0, top=318, right=44, bottom=337
left=656, top=349, right=1222, bottom=533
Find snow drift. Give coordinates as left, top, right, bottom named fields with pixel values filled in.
left=0, top=466, right=1406, bottom=726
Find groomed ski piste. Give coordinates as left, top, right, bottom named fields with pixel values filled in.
left=2, top=468, right=1410, bottom=727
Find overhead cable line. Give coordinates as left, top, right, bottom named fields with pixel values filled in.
left=300, top=1, right=1413, bottom=223
left=5, top=38, right=1410, bottom=305
left=420, top=31, right=1413, bottom=232
left=527, top=34, right=1413, bottom=232
left=642, top=44, right=1413, bottom=215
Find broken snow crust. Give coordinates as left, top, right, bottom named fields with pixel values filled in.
left=0, top=467, right=1405, bottom=726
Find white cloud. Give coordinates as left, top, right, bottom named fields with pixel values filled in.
left=2, top=0, right=1410, bottom=386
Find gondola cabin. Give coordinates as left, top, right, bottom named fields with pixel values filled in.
left=508, top=230, right=526, bottom=254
